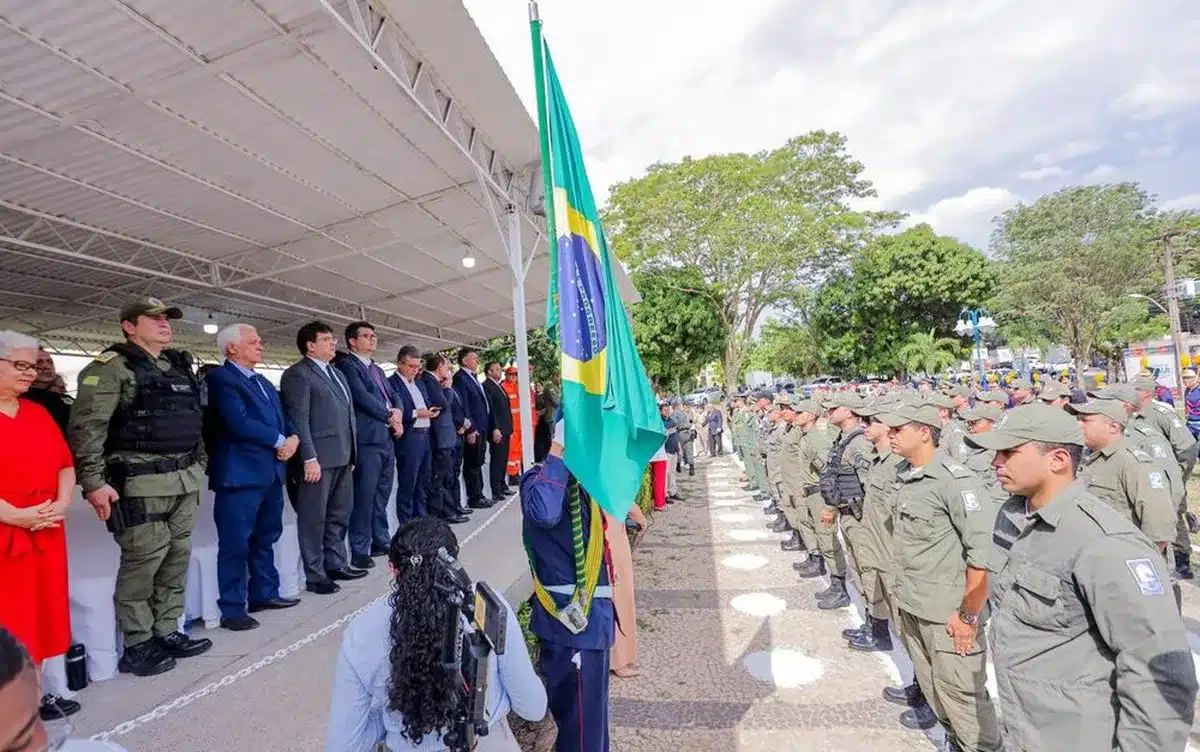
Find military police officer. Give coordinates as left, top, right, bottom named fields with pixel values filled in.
left=818, top=393, right=874, bottom=611
left=794, top=401, right=843, bottom=581
left=880, top=401, right=1001, bottom=750
left=976, top=403, right=1197, bottom=751
left=67, top=298, right=212, bottom=677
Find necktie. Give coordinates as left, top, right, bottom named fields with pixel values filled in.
left=323, top=365, right=347, bottom=402
left=369, top=365, right=392, bottom=408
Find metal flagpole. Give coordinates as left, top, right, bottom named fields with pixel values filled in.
left=508, top=205, right=536, bottom=468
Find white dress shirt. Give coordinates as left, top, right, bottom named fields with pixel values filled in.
left=399, top=375, right=431, bottom=429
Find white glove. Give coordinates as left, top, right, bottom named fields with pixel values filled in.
left=553, top=418, right=565, bottom=448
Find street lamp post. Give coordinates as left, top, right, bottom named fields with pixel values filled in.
left=955, top=309, right=998, bottom=390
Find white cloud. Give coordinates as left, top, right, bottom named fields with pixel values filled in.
left=1019, top=166, right=1068, bottom=181
left=1137, top=143, right=1176, bottom=158
left=1162, top=194, right=1200, bottom=211
left=902, top=187, right=1021, bottom=250
left=464, top=0, right=1200, bottom=238
left=1083, top=164, right=1119, bottom=181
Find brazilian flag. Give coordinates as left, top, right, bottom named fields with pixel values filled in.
left=530, top=17, right=665, bottom=520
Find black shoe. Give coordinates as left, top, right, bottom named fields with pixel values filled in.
left=370, top=545, right=389, bottom=557
left=327, top=567, right=368, bottom=581
left=753, top=493, right=767, bottom=501
left=742, top=485, right=755, bottom=492
left=443, top=514, right=470, bottom=524
left=456, top=507, right=474, bottom=515
left=306, top=579, right=340, bottom=594
left=220, top=615, right=260, bottom=632
left=1176, top=553, right=1195, bottom=580
left=841, top=623, right=868, bottom=641
left=689, top=466, right=695, bottom=477
left=796, top=556, right=826, bottom=578
left=249, top=597, right=300, bottom=613
left=490, top=497, right=507, bottom=504
left=39, top=694, right=81, bottom=721
left=119, top=641, right=176, bottom=677
left=817, top=578, right=850, bottom=610
left=468, top=499, right=494, bottom=510
left=155, top=631, right=213, bottom=659
left=351, top=555, right=375, bottom=569
left=899, top=703, right=938, bottom=730
left=883, top=683, right=923, bottom=707
left=769, top=517, right=790, bottom=533
left=780, top=531, right=803, bottom=551
left=849, top=616, right=893, bottom=652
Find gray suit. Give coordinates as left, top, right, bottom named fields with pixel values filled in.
left=280, top=357, right=358, bottom=583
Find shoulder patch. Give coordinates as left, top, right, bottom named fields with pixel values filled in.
left=1147, top=470, right=1167, bottom=490
left=80, top=375, right=100, bottom=386
left=1131, top=448, right=1153, bottom=462
left=1125, top=558, right=1166, bottom=596
left=960, top=489, right=982, bottom=512
left=945, top=461, right=972, bottom=479
left=93, top=351, right=119, bottom=364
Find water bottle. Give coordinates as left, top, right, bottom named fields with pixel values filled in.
left=65, top=644, right=88, bottom=692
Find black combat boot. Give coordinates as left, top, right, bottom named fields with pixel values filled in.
left=155, top=631, right=213, bottom=659
left=769, top=516, right=790, bottom=533
left=118, top=640, right=176, bottom=677
left=1176, top=551, right=1194, bottom=580
left=780, top=530, right=803, bottom=551
left=817, top=576, right=851, bottom=609
left=883, top=681, right=923, bottom=707
left=849, top=615, right=894, bottom=652
left=841, top=621, right=869, bottom=641
left=795, top=555, right=826, bottom=578
left=898, top=702, right=938, bottom=730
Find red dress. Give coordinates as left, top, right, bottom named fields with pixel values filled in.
left=0, top=400, right=72, bottom=663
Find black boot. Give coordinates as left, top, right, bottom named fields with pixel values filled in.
left=849, top=615, right=894, bottom=652
left=764, top=501, right=781, bottom=515
left=817, top=576, right=851, bottom=609
left=883, top=682, right=923, bottom=707
left=689, top=465, right=695, bottom=477
left=780, top=530, right=804, bottom=551
left=118, top=640, right=176, bottom=677
left=841, top=621, right=869, bottom=641
left=769, top=516, right=790, bottom=533
left=899, top=702, right=938, bottom=730
left=1176, top=551, right=1194, bottom=580
left=795, top=555, right=826, bottom=578
left=154, top=631, right=213, bottom=659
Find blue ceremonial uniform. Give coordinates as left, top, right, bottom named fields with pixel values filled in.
left=520, top=455, right=613, bottom=752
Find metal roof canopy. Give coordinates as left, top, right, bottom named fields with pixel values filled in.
left=0, top=0, right=635, bottom=368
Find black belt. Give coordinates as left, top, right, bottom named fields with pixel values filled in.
left=804, top=484, right=820, bottom=495
left=109, top=450, right=199, bottom=479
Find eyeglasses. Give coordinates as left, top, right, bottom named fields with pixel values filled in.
left=0, top=358, right=37, bottom=373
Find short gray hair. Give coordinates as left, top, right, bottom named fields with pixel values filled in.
left=0, top=331, right=39, bottom=360
left=216, top=324, right=253, bottom=357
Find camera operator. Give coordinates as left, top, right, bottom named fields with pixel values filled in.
left=326, top=518, right=546, bottom=751
left=520, top=417, right=615, bottom=752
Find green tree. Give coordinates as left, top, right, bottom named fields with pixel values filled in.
left=808, top=225, right=992, bottom=376
left=991, top=183, right=1160, bottom=378
left=629, top=267, right=727, bottom=391
left=895, top=328, right=961, bottom=377
left=1096, top=299, right=1169, bottom=379
left=478, top=328, right=560, bottom=384
left=745, top=317, right=825, bottom=379
left=604, top=131, right=898, bottom=388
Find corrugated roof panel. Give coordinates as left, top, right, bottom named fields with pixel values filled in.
left=121, top=0, right=280, bottom=61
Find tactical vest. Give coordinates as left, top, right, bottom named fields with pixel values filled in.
left=819, top=426, right=867, bottom=505
left=104, top=343, right=203, bottom=456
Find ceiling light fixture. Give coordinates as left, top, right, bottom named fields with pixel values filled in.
left=461, top=248, right=476, bottom=269
left=202, top=314, right=219, bottom=335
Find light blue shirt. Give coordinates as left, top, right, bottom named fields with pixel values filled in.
left=326, top=593, right=546, bottom=751
left=228, top=359, right=286, bottom=449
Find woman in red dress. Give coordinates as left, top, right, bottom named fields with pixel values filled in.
left=0, top=331, right=80, bottom=721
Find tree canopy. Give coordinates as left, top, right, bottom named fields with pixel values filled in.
left=604, top=130, right=898, bottom=388
left=629, top=266, right=727, bottom=391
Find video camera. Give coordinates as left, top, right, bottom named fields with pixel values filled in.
left=432, top=548, right=506, bottom=752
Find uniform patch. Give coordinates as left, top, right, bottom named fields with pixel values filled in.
left=1152, top=445, right=1167, bottom=458
left=1125, top=558, right=1165, bottom=595
left=80, top=375, right=100, bottom=386
left=960, top=489, right=981, bottom=512
left=93, top=351, right=118, bottom=364
left=1148, top=471, right=1166, bottom=489
left=946, top=462, right=971, bottom=478
left=1173, top=418, right=1183, bottom=428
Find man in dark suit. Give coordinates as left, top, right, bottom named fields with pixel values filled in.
left=205, top=324, right=302, bottom=630
left=333, top=321, right=402, bottom=570
left=452, top=347, right=493, bottom=509
left=441, top=367, right=471, bottom=517
left=419, top=353, right=469, bottom=524
left=482, top=360, right=514, bottom=503
left=279, top=321, right=365, bottom=595
left=387, top=345, right=436, bottom=526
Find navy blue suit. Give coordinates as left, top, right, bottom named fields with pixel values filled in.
left=387, top=373, right=433, bottom=524
left=443, top=386, right=467, bottom=513
left=334, top=353, right=397, bottom=556
left=452, top=368, right=490, bottom=505
left=520, top=456, right=614, bottom=752
left=418, top=371, right=455, bottom=518
left=206, top=361, right=294, bottom=619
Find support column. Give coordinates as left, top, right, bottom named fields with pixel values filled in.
left=508, top=206, right=536, bottom=467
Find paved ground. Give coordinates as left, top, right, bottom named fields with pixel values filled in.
left=608, top=453, right=933, bottom=752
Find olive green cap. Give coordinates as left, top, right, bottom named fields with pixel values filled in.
left=947, top=384, right=972, bottom=398
left=1010, top=377, right=1034, bottom=390
left=878, top=401, right=942, bottom=429
left=927, top=392, right=955, bottom=409
left=976, top=390, right=1009, bottom=405
left=1065, top=399, right=1128, bottom=424
left=961, top=403, right=1004, bottom=423
left=856, top=396, right=899, bottom=417
left=1092, top=384, right=1138, bottom=404
left=964, top=403, right=1084, bottom=450
left=1036, top=381, right=1069, bottom=402
left=1129, top=377, right=1159, bottom=392
left=827, top=392, right=866, bottom=410
left=794, top=399, right=822, bottom=416
left=119, top=296, right=182, bottom=323
left=775, top=392, right=796, bottom=408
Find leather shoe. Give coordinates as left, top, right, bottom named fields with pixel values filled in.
left=155, top=631, right=213, bottom=659
left=40, top=694, right=81, bottom=721
left=370, top=545, right=389, bottom=557
left=883, top=683, right=923, bottom=707
left=306, top=580, right=340, bottom=595
left=220, top=615, right=260, bottom=631
left=899, top=703, right=938, bottom=730
left=491, top=496, right=507, bottom=504
left=469, top=499, right=494, bottom=510
left=249, top=597, right=300, bottom=612
left=327, top=567, right=367, bottom=581
left=351, top=555, right=375, bottom=569
left=443, top=514, right=470, bottom=524
left=118, top=641, right=176, bottom=677
left=841, top=623, right=868, bottom=641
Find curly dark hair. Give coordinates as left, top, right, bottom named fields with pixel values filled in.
left=386, top=517, right=462, bottom=745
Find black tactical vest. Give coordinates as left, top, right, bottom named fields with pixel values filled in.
left=819, top=426, right=867, bottom=505
left=104, top=343, right=203, bottom=455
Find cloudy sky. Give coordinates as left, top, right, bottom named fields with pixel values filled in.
left=462, top=0, right=1199, bottom=251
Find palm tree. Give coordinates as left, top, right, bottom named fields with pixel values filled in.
left=895, top=328, right=961, bottom=378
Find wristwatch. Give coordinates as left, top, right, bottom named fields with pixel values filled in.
left=957, top=608, right=979, bottom=626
